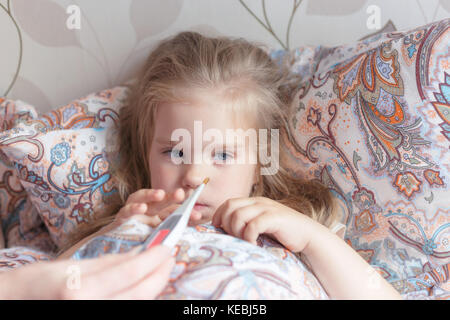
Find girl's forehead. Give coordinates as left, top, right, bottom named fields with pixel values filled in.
left=154, top=98, right=257, bottom=134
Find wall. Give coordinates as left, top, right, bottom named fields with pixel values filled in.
left=0, top=0, right=448, bottom=113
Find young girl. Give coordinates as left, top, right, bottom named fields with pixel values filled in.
left=59, top=31, right=401, bottom=299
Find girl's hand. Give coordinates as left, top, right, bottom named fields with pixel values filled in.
left=111, top=188, right=201, bottom=229
left=147, top=189, right=202, bottom=223
left=59, top=188, right=196, bottom=260
left=211, top=196, right=317, bottom=252
left=213, top=197, right=402, bottom=300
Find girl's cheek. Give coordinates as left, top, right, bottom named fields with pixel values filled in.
left=150, top=162, right=175, bottom=189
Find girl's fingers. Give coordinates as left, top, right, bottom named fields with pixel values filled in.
left=157, top=203, right=200, bottom=221
left=145, top=188, right=185, bottom=216
left=120, top=203, right=148, bottom=219
left=114, top=203, right=157, bottom=227
left=187, top=210, right=204, bottom=227
left=126, top=189, right=165, bottom=205
left=242, top=211, right=276, bottom=245
left=78, top=245, right=173, bottom=299
left=109, top=255, right=175, bottom=300
left=171, top=188, right=185, bottom=203
left=190, top=210, right=202, bottom=220
left=212, top=197, right=256, bottom=229
left=228, top=204, right=266, bottom=239
left=120, top=189, right=187, bottom=224
left=159, top=188, right=184, bottom=205
left=157, top=204, right=181, bottom=220
left=131, top=214, right=162, bottom=228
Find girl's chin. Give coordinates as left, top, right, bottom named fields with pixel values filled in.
left=188, top=214, right=213, bottom=227
left=188, top=219, right=207, bottom=227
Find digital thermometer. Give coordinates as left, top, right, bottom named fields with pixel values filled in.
left=140, top=178, right=209, bottom=252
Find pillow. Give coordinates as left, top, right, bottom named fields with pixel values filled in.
left=0, top=99, right=57, bottom=254
left=0, top=88, right=126, bottom=249
left=0, top=246, right=54, bottom=272
left=281, top=18, right=450, bottom=299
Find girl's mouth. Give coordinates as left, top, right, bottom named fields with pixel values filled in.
left=194, top=202, right=209, bottom=210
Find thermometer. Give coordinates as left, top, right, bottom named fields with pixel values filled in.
left=140, top=178, right=209, bottom=252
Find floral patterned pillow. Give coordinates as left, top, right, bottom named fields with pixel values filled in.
left=0, top=99, right=57, bottom=254
left=0, top=88, right=125, bottom=249
left=281, top=19, right=450, bottom=299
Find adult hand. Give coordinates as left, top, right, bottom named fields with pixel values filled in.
left=0, top=245, right=174, bottom=300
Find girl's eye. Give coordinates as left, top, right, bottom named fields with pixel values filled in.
left=163, top=148, right=183, bottom=158
left=213, top=151, right=233, bottom=162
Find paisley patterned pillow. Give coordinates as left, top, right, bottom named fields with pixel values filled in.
left=0, top=87, right=125, bottom=249
left=281, top=19, right=450, bottom=299
left=0, top=99, right=57, bottom=254
left=0, top=246, right=54, bottom=271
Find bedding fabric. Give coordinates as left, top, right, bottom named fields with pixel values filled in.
left=0, top=91, right=122, bottom=249
left=71, top=218, right=330, bottom=299
left=278, top=18, right=450, bottom=299
left=0, top=19, right=449, bottom=299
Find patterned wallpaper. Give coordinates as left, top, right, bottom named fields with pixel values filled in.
left=0, top=0, right=449, bottom=113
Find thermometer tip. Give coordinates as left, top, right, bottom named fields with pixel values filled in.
left=203, top=177, right=210, bottom=185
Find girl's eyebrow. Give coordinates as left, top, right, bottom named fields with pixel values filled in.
left=155, top=138, right=243, bottom=149
left=155, top=138, right=177, bottom=145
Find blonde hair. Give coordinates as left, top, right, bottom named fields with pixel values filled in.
left=58, top=31, right=338, bottom=255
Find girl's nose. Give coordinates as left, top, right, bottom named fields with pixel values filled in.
left=181, top=165, right=205, bottom=189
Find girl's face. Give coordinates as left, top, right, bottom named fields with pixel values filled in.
left=148, top=90, right=259, bottom=225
